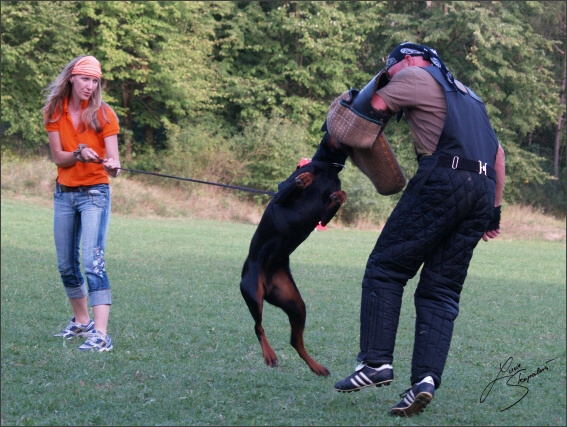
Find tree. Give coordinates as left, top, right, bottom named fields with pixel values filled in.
left=370, top=0, right=562, bottom=203
left=1, top=0, right=84, bottom=154
left=1, top=1, right=564, bottom=214
left=525, top=1, right=566, bottom=179
left=210, top=1, right=388, bottom=137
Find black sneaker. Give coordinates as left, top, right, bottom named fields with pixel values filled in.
left=389, top=378, right=435, bottom=417
left=334, top=363, right=394, bottom=392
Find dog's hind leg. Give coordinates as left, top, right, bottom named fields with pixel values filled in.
left=266, top=268, right=330, bottom=376
left=240, top=264, right=279, bottom=367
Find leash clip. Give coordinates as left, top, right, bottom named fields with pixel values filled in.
left=478, top=161, right=487, bottom=176
left=332, top=162, right=345, bottom=170
left=451, top=156, right=459, bottom=169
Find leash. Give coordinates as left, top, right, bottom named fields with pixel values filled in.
left=92, top=155, right=275, bottom=196
left=116, top=166, right=277, bottom=197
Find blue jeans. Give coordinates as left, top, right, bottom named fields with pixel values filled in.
left=53, top=183, right=112, bottom=306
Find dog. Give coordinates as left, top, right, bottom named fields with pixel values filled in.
left=240, top=130, right=348, bottom=376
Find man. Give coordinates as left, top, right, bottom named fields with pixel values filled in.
left=333, top=42, right=506, bottom=417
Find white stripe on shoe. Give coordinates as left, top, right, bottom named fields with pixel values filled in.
left=350, top=372, right=373, bottom=388
left=402, top=390, right=415, bottom=406
left=335, top=363, right=394, bottom=392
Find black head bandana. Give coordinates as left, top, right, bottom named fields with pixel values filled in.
left=385, top=42, right=456, bottom=89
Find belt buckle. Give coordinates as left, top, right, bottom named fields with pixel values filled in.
left=451, top=156, right=459, bottom=169
left=478, top=160, right=487, bottom=176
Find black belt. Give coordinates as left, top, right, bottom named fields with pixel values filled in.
left=56, top=182, right=97, bottom=192
left=436, top=156, right=497, bottom=181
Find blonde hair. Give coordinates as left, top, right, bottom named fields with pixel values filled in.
left=42, top=55, right=116, bottom=133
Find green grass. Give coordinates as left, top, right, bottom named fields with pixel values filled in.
left=1, top=198, right=565, bottom=426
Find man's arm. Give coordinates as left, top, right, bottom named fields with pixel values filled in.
left=493, top=144, right=505, bottom=207
left=371, top=93, right=390, bottom=114
left=483, top=144, right=505, bottom=241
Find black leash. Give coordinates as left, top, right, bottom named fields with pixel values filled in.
left=117, top=166, right=277, bottom=197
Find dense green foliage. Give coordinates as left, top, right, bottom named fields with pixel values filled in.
left=1, top=1, right=565, bottom=217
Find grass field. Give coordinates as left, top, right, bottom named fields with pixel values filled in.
left=1, top=197, right=565, bottom=426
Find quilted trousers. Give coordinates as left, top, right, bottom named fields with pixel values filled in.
left=357, top=156, right=495, bottom=388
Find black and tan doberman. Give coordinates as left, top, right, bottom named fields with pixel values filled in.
left=240, top=131, right=348, bottom=376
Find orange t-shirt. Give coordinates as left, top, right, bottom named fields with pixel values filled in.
left=45, top=97, right=120, bottom=187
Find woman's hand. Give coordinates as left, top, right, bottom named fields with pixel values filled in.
left=102, top=158, right=120, bottom=177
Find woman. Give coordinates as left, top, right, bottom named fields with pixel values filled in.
left=43, top=55, right=120, bottom=352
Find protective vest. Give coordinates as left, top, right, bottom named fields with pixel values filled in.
left=425, top=66, right=499, bottom=167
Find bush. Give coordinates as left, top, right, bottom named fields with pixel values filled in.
left=229, top=115, right=314, bottom=196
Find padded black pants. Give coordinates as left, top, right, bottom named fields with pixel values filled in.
left=357, top=156, right=495, bottom=388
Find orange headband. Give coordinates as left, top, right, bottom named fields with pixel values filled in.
left=72, top=56, right=102, bottom=79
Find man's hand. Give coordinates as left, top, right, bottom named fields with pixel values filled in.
left=482, top=228, right=500, bottom=242
left=483, top=206, right=501, bottom=242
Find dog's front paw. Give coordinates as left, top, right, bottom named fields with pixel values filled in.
left=320, top=190, right=347, bottom=226
left=295, top=172, right=314, bottom=189
left=330, top=190, right=347, bottom=205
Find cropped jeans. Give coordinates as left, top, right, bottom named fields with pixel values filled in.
left=53, top=183, right=112, bottom=306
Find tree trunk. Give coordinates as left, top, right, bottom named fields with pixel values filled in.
left=122, top=82, right=133, bottom=162
left=554, top=52, right=566, bottom=178
left=145, top=126, right=154, bottom=148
